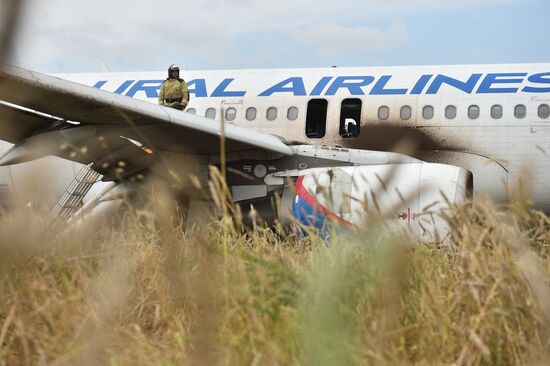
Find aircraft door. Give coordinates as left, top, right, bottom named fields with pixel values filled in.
left=339, top=98, right=362, bottom=138
left=305, top=99, right=328, bottom=138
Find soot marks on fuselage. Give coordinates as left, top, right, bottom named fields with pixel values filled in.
left=340, top=124, right=448, bottom=154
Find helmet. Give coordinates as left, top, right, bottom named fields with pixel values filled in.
left=168, top=64, right=180, bottom=78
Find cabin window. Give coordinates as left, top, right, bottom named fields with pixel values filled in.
left=246, top=107, right=257, bottom=121
left=422, top=105, right=434, bottom=120
left=514, top=104, right=526, bottom=119
left=187, top=108, right=196, bottom=115
left=287, top=106, right=299, bottom=121
left=378, top=106, right=389, bottom=120
left=445, top=105, right=457, bottom=120
left=468, top=105, right=479, bottom=119
left=205, top=108, right=216, bottom=119
left=225, top=107, right=236, bottom=121
left=491, top=105, right=503, bottom=119
left=306, top=99, right=328, bottom=139
left=538, top=104, right=550, bottom=119
left=339, top=98, right=361, bottom=138
left=400, top=105, right=412, bottom=120
left=266, top=107, right=277, bottom=121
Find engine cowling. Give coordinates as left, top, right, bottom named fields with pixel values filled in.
left=275, top=162, right=472, bottom=241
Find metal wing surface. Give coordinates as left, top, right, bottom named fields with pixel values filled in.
left=0, top=65, right=292, bottom=158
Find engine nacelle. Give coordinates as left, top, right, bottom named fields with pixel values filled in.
left=257, top=162, right=471, bottom=241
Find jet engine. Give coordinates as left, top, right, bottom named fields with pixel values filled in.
left=235, top=162, right=472, bottom=241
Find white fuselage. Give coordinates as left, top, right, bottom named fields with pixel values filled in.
left=2, top=64, right=550, bottom=211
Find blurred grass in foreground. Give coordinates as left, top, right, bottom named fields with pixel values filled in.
left=0, top=198, right=549, bottom=365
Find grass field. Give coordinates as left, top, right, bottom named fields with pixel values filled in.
left=0, top=197, right=549, bottom=365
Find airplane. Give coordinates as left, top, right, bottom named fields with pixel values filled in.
left=0, top=63, right=548, bottom=239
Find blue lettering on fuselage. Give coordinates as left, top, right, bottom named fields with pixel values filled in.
left=370, top=75, right=408, bottom=95
left=211, top=78, right=246, bottom=97
left=522, top=72, right=550, bottom=93
left=310, top=76, right=333, bottom=96
left=187, top=79, right=208, bottom=97
left=325, top=76, right=375, bottom=96
left=427, top=74, right=482, bottom=94
left=93, top=71, right=550, bottom=99
left=477, top=73, right=527, bottom=94
left=126, top=80, right=163, bottom=98
left=410, top=75, right=433, bottom=95
left=115, top=80, right=136, bottom=95
left=259, top=77, right=307, bottom=96
left=93, top=80, right=107, bottom=89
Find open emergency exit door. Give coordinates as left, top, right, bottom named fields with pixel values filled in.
left=339, top=98, right=362, bottom=138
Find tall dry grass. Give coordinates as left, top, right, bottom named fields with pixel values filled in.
left=0, top=195, right=549, bottom=365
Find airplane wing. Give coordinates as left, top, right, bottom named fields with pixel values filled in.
left=0, top=65, right=293, bottom=178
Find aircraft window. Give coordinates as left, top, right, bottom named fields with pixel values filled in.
left=287, top=106, right=299, bottom=121
left=491, top=105, right=503, bottom=119
left=538, top=104, right=550, bottom=119
left=339, top=98, right=361, bottom=138
left=306, top=99, right=328, bottom=138
left=468, top=105, right=480, bottom=119
left=445, top=105, right=457, bottom=120
left=187, top=108, right=196, bottom=115
left=246, top=107, right=257, bottom=121
left=267, top=107, right=278, bottom=121
left=514, top=104, right=526, bottom=119
left=225, top=107, right=236, bottom=121
left=400, top=105, right=412, bottom=120
left=378, top=106, right=389, bottom=120
left=422, top=105, right=434, bottom=120
left=205, top=108, right=216, bottom=119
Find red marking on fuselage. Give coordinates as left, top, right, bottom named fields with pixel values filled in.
left=294, top=176, right=353, bottom=227
left=398, top=209, right=414, bottom=223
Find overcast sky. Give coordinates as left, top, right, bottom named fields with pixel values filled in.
left=6, top=0, right=550, bottom=73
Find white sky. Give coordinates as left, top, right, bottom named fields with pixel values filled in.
left=6, top=0, right=547, bottom=73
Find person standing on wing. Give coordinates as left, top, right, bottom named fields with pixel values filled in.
left=158, top=64, right=189, bottom=111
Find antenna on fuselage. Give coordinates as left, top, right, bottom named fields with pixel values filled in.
left=99, top=59, right=111, bottom=73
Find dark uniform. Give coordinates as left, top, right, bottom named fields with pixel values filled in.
left=158, top=65, right=189, bottom=110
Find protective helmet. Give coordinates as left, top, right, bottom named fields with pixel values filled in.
left=168, top=64, right=180, bottom=77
